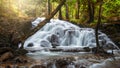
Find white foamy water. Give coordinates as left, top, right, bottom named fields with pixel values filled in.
left=24, top=17, right=117, bottom=51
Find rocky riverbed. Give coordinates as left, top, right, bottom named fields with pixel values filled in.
left=0, top=50, right=120, bottom=68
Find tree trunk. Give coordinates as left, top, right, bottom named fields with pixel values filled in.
left=20, top=0, right=66, bottom=49
left=92, top=3, right=95, bottom=21
left=75, top=0, right=80, bottom=19
left=48, top=0, right=51, bottom=15
left=95, top=3, right=102, bottom=50
left=87, top=0, right=94, bottom=23
left=65, top=3, right=69, bottom=21
left=58, top=8, right=63, bottom=20
left=35, top=4, right=38, bottom=17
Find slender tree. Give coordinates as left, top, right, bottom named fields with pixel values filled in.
left=58, top=0, right=63, bottom=20
left=48, top=0, right=51, bottom=15
left=87, top=0, right=94, bottom=23
left=65, top=2, right=69, bottom=21
left=95, top=0, right=103, bottom=52
left=75, top=0, right=80, bottom=19
left=58, top=8, right=63, bottom=20
left=35, top=3, right=38, bottom=17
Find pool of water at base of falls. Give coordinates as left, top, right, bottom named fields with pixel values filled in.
left=27, top=52, right=120, bottom=68
left=27, top=51, right=90, bottom=59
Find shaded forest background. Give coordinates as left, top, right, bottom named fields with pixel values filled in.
left=0, top=0, right=120, bottom=48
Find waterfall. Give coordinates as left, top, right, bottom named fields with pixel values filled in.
left=24, top=17, right=118, bottom=51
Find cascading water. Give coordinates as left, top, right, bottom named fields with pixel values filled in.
left=22, top=18, right=120, bottom=68
left=24, top=17, right=118, bottom=51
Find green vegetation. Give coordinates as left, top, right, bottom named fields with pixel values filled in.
left=0, top=0, right=120, bottom=23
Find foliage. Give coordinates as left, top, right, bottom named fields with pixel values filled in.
left=103, top=0, right=120, bottom=17
left=1, top=0, right=119, bottom=23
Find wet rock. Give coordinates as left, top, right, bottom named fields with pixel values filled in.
left=80, top=66, right=86, bottom=68
left=27, top=43, right=34, bottom=47
left=50, top=34, right=59, bottom=48
left=83, top=47, right=91, bottom=52
left=55, top=59, right=69, bottom=68
left=52, top=43, right=59, bottom=48
left=30, top=50, right=36, bottom=53
left=105, top=43, right=115, bottom=49
left=98, top=36, right=104, bottom=40
left=14, top=56, right=28, bottom=63
left=46, top=62, right=54, bottom=68
left=101, top=40, right=106, bottom=46
left=74, top=59, right=92, bottom=68
left=0, top=52, right=14, bottom=62
left=49, top=48, right=62, bottom=52
left=31, top=65, right=46, bottom=68
left=91, top=47, right=106, bottom=54
left=67, top=64, right=75, bottom=68
left=63, top=49, right=82, bottom=52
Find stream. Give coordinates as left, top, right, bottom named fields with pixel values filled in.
left=22, top=18, right=120, bottom=68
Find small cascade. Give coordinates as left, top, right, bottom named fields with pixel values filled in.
left=24, top=17, right=118, bottom=51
